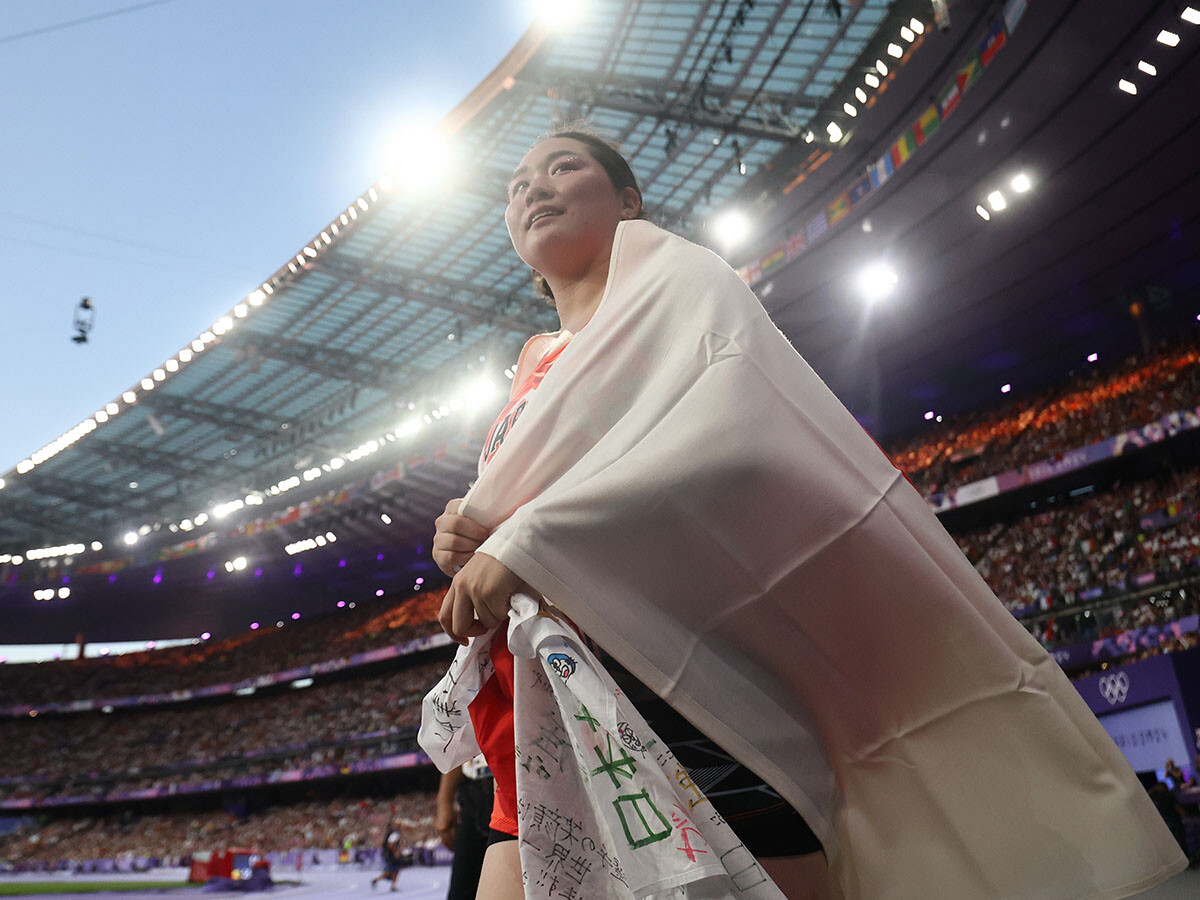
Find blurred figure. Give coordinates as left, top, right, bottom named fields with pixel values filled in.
left=371, top=826, right=403, bottom=892
left=437, top=755, right=494, bottom=900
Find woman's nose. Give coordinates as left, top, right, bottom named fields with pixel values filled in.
left=524, top=175, right=553, bottom=203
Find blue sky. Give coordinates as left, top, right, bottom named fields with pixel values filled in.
left=0, top=0, right=531, bottom=471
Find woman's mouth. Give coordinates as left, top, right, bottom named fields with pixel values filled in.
left=527, top=208, right=563, bottom=229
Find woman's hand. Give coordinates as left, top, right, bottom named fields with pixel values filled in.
left=439, top=552, right=527, bottom=645
left=432, top=498, right=491, bottom=577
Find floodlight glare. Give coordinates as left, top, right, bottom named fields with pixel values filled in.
left=123, top=532, right=138, bottom=546
left=875, top=59, right=889, bottom=75
left=976, top=204, right=991, bottom=220
left=1183, top=6, right=1200, bottom=23
left=900, top=26, right=915, bottom=42
left=1157, top=29, right=1180, bottom=46
left=383, top=120, right=455, bottom=193
left=987, top=190, right=1007, bottom=211
left=924, top=411, right=935, bottom=421
left=855, top=263, right=899, bottom=304
left=909, top=17, right=925, bottom=34
left=1010, top=172, right=1032, bottom=193
left=712, top=210, right=752, bottom=249
left=864, top=72, right=880, bottom=88
left=887, top=42, right=903, bottom=58
left=1001, top=383, right=1012, bottom=393
left=855, top=87, right=867, bottom=103
left=1117, top=79, right=1137, bottom=95
left=826, top=121, right=844, bottom=142
left=843, top=102, right=858, bottom=117
left=531, top=0, right=586, bottom=30
left=1137, top=60, right=1157, bottom=76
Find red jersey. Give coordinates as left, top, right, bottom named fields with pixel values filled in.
left=468, top=332, right=570, bottom=835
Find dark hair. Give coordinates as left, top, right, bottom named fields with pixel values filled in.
left=523, top=126, right=647, bottom=303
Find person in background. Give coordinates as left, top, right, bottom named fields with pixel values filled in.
left=436, top=755, right=494, bottom=900
left=370, top=826, right=403, bottom=892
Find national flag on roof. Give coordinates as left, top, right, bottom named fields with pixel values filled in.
left=761, top=247, right=787, bottom=276
left=869, top=152, right=895, bottom=189
left=805, top=211, right=829, bottom=245
left=1003, top=0, right=1028, bottom=34
left=978, top=18, right=1008, bottom=67
left=939, top=53, right=982, bottom=119
left=847, top=174, right=873, bottom=208
left=785, top=231, right=807, bottom=257
left=826, top=191, right=851, bottom=225
left=913, top=105, right=941, bottom=146
left=890, top=130, right=917, bottom=168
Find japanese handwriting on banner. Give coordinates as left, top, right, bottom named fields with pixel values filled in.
left=591, top=733, right=638, bottom=788
left=613, top=790, right=673, bottom=849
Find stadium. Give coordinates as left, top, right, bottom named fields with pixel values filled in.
left=2, top=0, right=1199, bottom=898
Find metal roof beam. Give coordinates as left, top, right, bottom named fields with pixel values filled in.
left=88, top=439, right=208, bottom=481
left=18, top=475, right=140, bottom=517
left=513, top=73, right=808, bottom=141
left=139, top=394, right=279, bottom=441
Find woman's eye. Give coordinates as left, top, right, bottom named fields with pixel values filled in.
left=552, top=161, right=579, bottom=174
left=508, top=181, right=527, bottom=199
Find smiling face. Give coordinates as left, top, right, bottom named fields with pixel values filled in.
left=504, top=137, right=642, bottom=287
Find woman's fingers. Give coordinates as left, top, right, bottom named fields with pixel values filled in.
left=432, top=550, right=474, bottom=577
left=451, top=582, right=487, bottom=641
left=433, top=512, right=490, bottom=545
left=437, top=582, right=463, bottom=644
left=433, top=532, right=486, bottom=554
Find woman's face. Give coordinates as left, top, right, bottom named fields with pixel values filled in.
left=504, top=137, right=640, bottom=282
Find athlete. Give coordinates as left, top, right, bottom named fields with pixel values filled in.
left=432, top=130, right=828, bottom=900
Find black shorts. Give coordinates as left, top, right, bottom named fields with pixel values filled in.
left=490, top=658, right=823, bottom=859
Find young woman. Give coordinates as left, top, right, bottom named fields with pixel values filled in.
left=429, top=130, right=1183, bottom=900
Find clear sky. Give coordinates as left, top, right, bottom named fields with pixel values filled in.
left=0, top=0, right=532, bottom=472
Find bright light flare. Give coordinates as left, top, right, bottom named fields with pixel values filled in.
left=1010, top=172, right=1032, bottom=193
left=383, top=120, right=456, bottom=194
left=1137, top=60, right=1157, bottom=76
left=855, top=263, right=899, bottom=305
left=531, top=0, right=586, bottom=31
left=1157, top=29, right=1180, bottom=46
left=826, top=121, right=844, bottom=142
left=887, top=42, right=903, bottom=58
left=123, top=532, right=139, bottom=546
left=987, top=190, right=1007, bottom=211
left=1117, top=79, right=1137, bottom=95
left=864, top=72, right=880, bottom=88
left=712, top=210, right=752, bottom=249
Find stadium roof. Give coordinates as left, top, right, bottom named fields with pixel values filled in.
left=2, top=0, right=1198, bottom=580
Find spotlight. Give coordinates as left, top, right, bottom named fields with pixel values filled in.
left=826, top=121, right=844, bottom=142
left=380, top=513, right=393, bottom=525
left=1087, top=352, right=1098, bottom=363
left=864, top=72, right=880, bottom=88
left=1010, top=172, right=1032, bottom=193
left=855, top=87, right=867, bottom=103
left=900, top=25, right=915, bottom=42
left=712, top=210, right=752, bottom=249
left=1157, top=29, right=1180, bottom=46
left=886, top=43, right=903, bottom=58
left=1001, top=384, right=1012, bottom=394
left=855, top=263, right=899, bottom=305
left=987, top=190, right=1007, bottom=211
left=909, top=17, right=925, bottom=34
left=1137, top=60, right=1157, bottom=76
left=843, top=102, right=858, bottom=117
left=123, top=532, right=138, bottom=546
left=924, top=411, right=935, bottom=421
left=1117, top=79, right=1137, bottom=95
left=1183, top=7, right=1200, bottom=24
left=875, top=59, right=888, bottom=75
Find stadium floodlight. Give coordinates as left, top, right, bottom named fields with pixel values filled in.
left=843, top=102, right=858, bottom=117
left=531, top=0, right=586, bottom=31
left=1117, top=79, right=1137, bottom=95
left=1001, top=383, right=1012, bottom=394
left=234, top=304, right=248, bottom=318
left=875, top=59, right=889, bottom=75
left=165, top=358, right=179, bottom=372
left=1157, top=29, right=1180, bottom=46
left=987, top=190, right=1007, bottom=211
left=855, top=262, right=899, bottom=305
left=900, top=26, right=915, bottom=42
left=1137, top=60, right=1157, bottom=76
left=1184, top=7, right=1200, bottom=24
left=887, top=42, right=903, bottom=58
left=864, top=72, right=880, bottom=88
left=194, top=513, right=209, bottom=526
left=383, top=120, right=456, bottom=194
left=123, top=531, right=139, bottom=546
left=909, top=17, right=925, bottom=34
left=248, top=289, right=266, bottom=306
left=826, top=121, right=844, bottom=142
left=106, top=402, right=119, bottom=415
left=1087, top=352, right=1099, bottom=363
left=57, top=587, right=70, bottom=599
left=152, top=368, right=166, bottom=382
left=95, top=410, right=109, bottom=424
left=924, top=411, right=935, bottom=421
left=712, top=210, right=752, bottom=250
left=233, top=556, right=247, bottom=571
left=0, top=478, right=5, bottom=490
left=1011, top=172, right=1032, bottom=193
left=91, top=541, right=103, bottom=551
left=380, top=513, right=393, bottom=525
left=16, top=459, right=33, bottom=474
left=201, top=632, right=211, bottom=640
left=855, top=87, right=867, bottom=103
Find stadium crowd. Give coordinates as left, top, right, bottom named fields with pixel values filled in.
left=1, top=790, right=438, bottom=868
left=0, top=660, right=447, bottom=799
left=888, top=338, right=1200, bottom=497
left=954, top=462, right=1200, bottom=613
left=0, top=588, right=446, bottom=707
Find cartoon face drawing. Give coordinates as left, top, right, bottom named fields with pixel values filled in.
left=547, top=652, right=578, bottom=681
